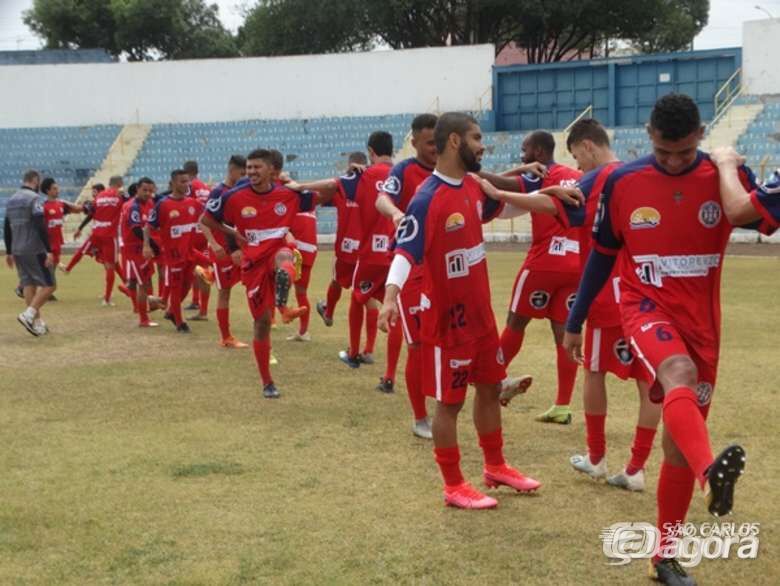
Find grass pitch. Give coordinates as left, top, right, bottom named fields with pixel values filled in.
left=0, top=250, right=778, bottom=585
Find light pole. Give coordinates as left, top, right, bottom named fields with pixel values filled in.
left=755, top=5, right=775, bottom=18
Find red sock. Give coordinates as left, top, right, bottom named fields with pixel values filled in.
left=434, top=446, right=465, bottom=487
left=199, top=287, right=210, bottom=316
left=363, top=307, right=378, bottom=354
left=137, top=294, right=149, bottom=323
left=499, top=327, right=525, bottom=365
left=296, top=290, right=310, bottom=335
left=626, top=426, right=657, bottom=475
left=555, top=344, right=578, bottom=406
left=104, top=267, right=115, bottom=302
left=216, top=307, right=231, bottom=340
left=663, top=386, right=713, bottom=487
left=383, top=320, right=403, bottom=382
left=65, top=241, right=88, bottom=271
left=252, top=339, right=273, bottom=385
left=325, top=282, right=342, bottom=319
left=348, top=297, right=363, bottom=357
left=654, top=461, right=695, bottom=562
left=129, top=289, right=139, bottom=313
left=169, top=285, right=184, bottom=326
left=114, top=264, right=125, bottom=283
left=405, top=345, right=427, bottom=420
left=478, top=428, right=506, bottom=467
left=585, top=413, right=607, bottom=464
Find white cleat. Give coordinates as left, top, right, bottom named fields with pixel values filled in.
left=101, top=299, right=115, bottom=307
left=286, top=332, right=312, bottom=342
left=607, top=468, right=646, bottom=492
left=33, top=320, right=49, bottom=336
left=570, top=453, right=607, bottom=480
left=412, top=417, right=433, bottom=440
left=17, top=311, right=40, bottom=337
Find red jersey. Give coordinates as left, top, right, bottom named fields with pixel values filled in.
left=190, top=178, right=211, bottom=206
left=331, top=185, right=362, bottom=263
left=593, top=152, right=757, bottom=348
left=43, top=199, right=70, bottom=251
left=205, top=182, right=314, bottom=264
left=553, top=161, right=624, bottom=328
left=338, top=162, right=393, bottom=266
left=290, top=211, right=318, bottom=266
left=149, top=195, right=203, bottom=264
left=395, top=172, right=504, bottom=347
left=91, top=188, right=124, bottom=238
left=516, top=163, right=582, bottom=273
left=120, top=197, right=153, bottom=256
left=381, top=157, right=435, bottom=212
left=750, top=169, right=780, bottom=235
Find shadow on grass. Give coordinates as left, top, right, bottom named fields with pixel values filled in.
left=171, top=461, right=244, bottom=479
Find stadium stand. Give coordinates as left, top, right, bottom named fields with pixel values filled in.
left=0, top=49, right=113, bottom=66
left=737, top=97, right=780, bottom=173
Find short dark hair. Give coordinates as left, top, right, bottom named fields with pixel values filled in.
left=348, top=151, right=368, bottom=165
left=268, top=149, right=284, bottom=171
left=247, top=149, right=275, bottom=165
left=526, top=131, right=556, bottom=156
left=40, top=177, right=57, bottom=194
left=171, top=169, right=189, bottom=181
left=109, top=175, right=123, bottom=187
left=411, top=113, right=438, bottom=134
left=183, top=160, right=199, bottom=175
left=228, top=154, right=246, bottom=169
left=649, top=93, right=701, bottom=141
left=367, top=131, right=393, bottom=157
left=434, top=112, right=479, bottom=154
left=128, top=182, right=138, bottom=197
left=23, top=169, right=40, bottom=184
left=567, top=118, right=610, bottom=150
left=92, top=183, right=105, bottom=192
left=137, top=176, right=155, bottom=187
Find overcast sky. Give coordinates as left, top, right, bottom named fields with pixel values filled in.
left=1, top=0, right=779, bottom=52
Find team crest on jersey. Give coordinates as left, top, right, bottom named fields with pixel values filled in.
left=566, top=293, right=577, bottom=311
left=359, top=281, right=373, bottom=294
left=698, top=201, right=722, bottom=228
left=629, top=207, right=661, bottom=230
left=396, top=215, right=419, bottom=244
left=187, top=206, right=196, bottom=216
left=130, top=210, right=141, bottom=224
left=382, top=176, right=401, bottom=196
left=696, top=382, right=713, bottom=406
left=274, top=202, right=288, bottom=216
left=445, top=212, right=466, bottom=232
left=613, top=339, right=634, bottom=365
left=169, top=210, right=180, bottom=218
left=529, top=290, right=550, bottom=309
left=241, top=206, right=257, bottom=218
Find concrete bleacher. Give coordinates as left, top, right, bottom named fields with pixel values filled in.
left=736, top=97, right=780, bottom=173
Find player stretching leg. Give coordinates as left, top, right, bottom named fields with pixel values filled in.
left=564, top=94, right=756, bottom=585
left=380, top=112, right=539, bottom=509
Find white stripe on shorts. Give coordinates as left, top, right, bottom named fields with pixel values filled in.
left=434, top=346, right=443, bottom=401
left=397, top=295, right=413, bottom=346
left=589, top=327, right=601, bottom=372
left=630, top=337, right=656, bottom=381
left=510, top=269, right=530, bottom=313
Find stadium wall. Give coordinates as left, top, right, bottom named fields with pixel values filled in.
left=743, top=18, right=780, bottom=95
left=0, top=45, right=494, bottom=129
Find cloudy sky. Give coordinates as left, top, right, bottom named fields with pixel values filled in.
left=1, top=0, right=779, bottom=52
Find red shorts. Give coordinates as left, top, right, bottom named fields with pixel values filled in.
left=509, top=268, right=579, bottom=323
left=91, top=234, right=117, bottom=264
left=242, top=256, right=276, bottom=320
left=627, top=313, right=717, bottom=411
left=297, top=263, right=314, bottom=289
left=351, top=261, right=388, bottom=304
left=397, top=269, right=423, bottom=345
left=422, top=332, right=506, bottom=405
left=164, top=261, right=194, bottom=293
left=584, top=324, right=646, bottom=381
left=213, top=259, right=240, bottom=291
left=123, top=254, right=154, bottom=285
left=333, top=257, right=356, bottom=289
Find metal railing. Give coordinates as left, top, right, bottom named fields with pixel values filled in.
left=710, top=68, right=743, bottom=130
left=564, top=105, right=593, bottom=134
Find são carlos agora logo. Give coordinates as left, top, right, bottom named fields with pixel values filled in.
left=629, top=207, right=661, bottom=230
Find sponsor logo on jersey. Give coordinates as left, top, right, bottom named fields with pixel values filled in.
left=382, top=175, right=401, bottom=196
left=372, top=234, right=389, bottom=252
left=449, top=358, right=473, bottom=369
left=169, top=210, right=180, bottom=218
left=445, top=250, right=468, bottom=278
left=549, top=236, right=580, bottom=256
left=274, top=202, right=288, bottom=216
left=629, top=207, right=661, bottom=230
left=696, top=382, right=713, bottom=406
left=241, top=206, right=257, bottom=218
left=698, top=200, right=722, bottom=228
left=48, top=208, right=56, bottom=215
left=445, top=212, right=466, bottom=232
left=530, top=290, right=550, bottom=309
left=613, top=339, right=634, bottom=365
left=566, top=293, right=577, bottom=311
left=633, top=254, right=721, bottom=287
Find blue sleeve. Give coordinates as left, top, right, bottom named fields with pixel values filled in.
left=395, top=193, right=431, bottom=265
left=592, top=176, right=622, bottom=253
left=752, top=170, right=780, bottom=230
left=382, top=163, right=405, bottom=204
left=128, top=200, right=143, bottom=228
left=148, top=199, right=163, bottom=228
left=298, top=190, right=315, bottom=213
left=520, top=173, right=543, bottom=194
left=561, top=168, right=600, bottom=228
left=31, top=196, right=44, bottom=217
left=565, top=250, right=618, bottom=334
left=204, top=190, right=227, bottom=222
left=338, top=171, right=362, bottom=202
left=482, top=195, right=503, bottom=223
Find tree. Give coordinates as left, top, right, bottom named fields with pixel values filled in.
left=631, top=0, right=709, bottom=53
left=24, top=0, right=239, bottom=60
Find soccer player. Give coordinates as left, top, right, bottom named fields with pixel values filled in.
left=564, top=94, right=754, bottom=585
left=480, top=132, right=583, bottom=424
left=288, top=201, right=318, bottom=342
left=184, top=160, right=212, bottom=319
left=90, top=175, right=125, bottom=306
left=4, top=170, right=55, bottom=336
left=63, top=183, right=103, bottom=274
left=41, top=177, right=83, bottom=296
left=375, top=113, right=438, bottom=437
left=202, top=149, right=310, bottom=399
left=199, top=154, right=250, bottom=348
left=121, top=177, right=159, bottom=327
left=479, top=118, right=662, bottom=491
left=379, top=112, right=539, bottom=509
left=145, top=170, right=202, bottom=333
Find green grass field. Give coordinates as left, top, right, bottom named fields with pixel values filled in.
left=1, top=250, right=778, bottom=585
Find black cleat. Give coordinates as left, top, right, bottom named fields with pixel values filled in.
left=358, top=353, right=374, bottom=365
left=375, top=377, right=394, bottom=394
left=176, top=322, right=192, bottom=334
left=48, top=294, right=58, bottom=302
left=164, top=311, right=175, bottom=324
left=706, top=444, right=746, bottom=517
left=316, top=300, right=332, bottom=327
left=338, top=350, right=361, bottom=369
left=263, top=383, right=280, bottom=399
left=184, top=302, right=199, bottom=311
left=650, top=559, right=697, bottom=585
left=14, top=286, right=23, bottom=299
